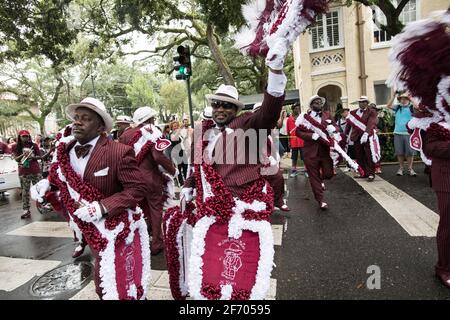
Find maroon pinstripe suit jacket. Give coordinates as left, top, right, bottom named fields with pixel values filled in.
left=296, top=111, right=336, bottom=158
left=424, top=134, right=450, bottom=192
left=64, top=135, right=147, bottom=217
left=185, top=91, right=285, bottom=197
left=119, top=126, right=176, bottom=200
left=346, top=108, right=378, bottom=141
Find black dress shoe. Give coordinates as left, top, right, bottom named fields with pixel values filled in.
left=72, top=244, right=86, bottom=258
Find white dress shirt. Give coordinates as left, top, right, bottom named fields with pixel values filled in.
left=310, top=111, right=322, bottom=123
left=69, top=135, right=100, bottom=179
left=356, top=108, right=365, bottom=117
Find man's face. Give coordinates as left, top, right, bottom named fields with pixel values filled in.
left=183, top=119, right=189, bottom=127
left=211, top=100, right=238, bottom=126
left=72, top=107, right=105, bottom=144
left=292, top=106, right=300, bottom=115
left=43, top=139, right=52, bottom=148
left=359, top=101, right=369, bottom=109
left=310, top=98, right=323, bottom=112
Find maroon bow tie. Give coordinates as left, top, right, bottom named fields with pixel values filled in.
left=75, top=144, right=92, bottom=159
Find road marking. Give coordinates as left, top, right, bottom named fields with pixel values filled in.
left=0, top=256, right=61, bottom=292
left=6, top=221, right=72, bottom=238
left=348, top=173, right=439, bottom=237
left=272, top=224, right=283, bottom=246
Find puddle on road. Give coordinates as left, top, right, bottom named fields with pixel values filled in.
left=30, top=262, right=93, bottom=298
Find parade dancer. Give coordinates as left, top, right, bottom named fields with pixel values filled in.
left=119, top=106, right=176, bottom=256
left=295, top=96, right=338, bottom=210
left=345, top=96, right=380, bottom=182
left=31, top=97, right=150, bottom=299
left=387, top=9, right=450, bottom=289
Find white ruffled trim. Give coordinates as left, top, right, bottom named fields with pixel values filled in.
left=387, top=10, right=449, bottom=90
left=437, top=76, right=450, bottom=122
left=133, top=124, right=163, bottom=157
left=369, top=133, right=381, bottom=163
left=177, top=219, right=189, bottom=296
left=55, top=162, right=151, bottom=300
left=189, top=215, right=216, bottom=300
left=227, top=212, right=274, bottom=300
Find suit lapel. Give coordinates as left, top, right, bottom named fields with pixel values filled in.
left=84, top=135, right=108, bottom=181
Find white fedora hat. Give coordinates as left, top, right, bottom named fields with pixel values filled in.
left=66, top=97, right=113, bottom=132
left=358, top=95, right=370, bottom=102
left=115, top=115, right=133, bottom=124
left=309, top=95, right=326, bottom=107
left=133, top=106, right=158, bottom=125
left=202, top=106, right=213, bottom=119
left=205, top=84, right=245, bottom=111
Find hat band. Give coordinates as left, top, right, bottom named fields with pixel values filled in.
left=214, top=93, right=238, bottom=101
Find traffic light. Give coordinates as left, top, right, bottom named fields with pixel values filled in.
left=173, top=45, right=192, bottom=80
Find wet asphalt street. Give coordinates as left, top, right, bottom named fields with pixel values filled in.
left=0, top=163, right=449, bottom=300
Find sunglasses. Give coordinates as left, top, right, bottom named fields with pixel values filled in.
left=211, top=100, right=236, bottom=110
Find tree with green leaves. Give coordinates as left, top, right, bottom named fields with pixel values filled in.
left=345, top=0, right=415, bottom=36
left=159, top=81, right=188, bottom=123
left=0, top=60, right=64, bottom=134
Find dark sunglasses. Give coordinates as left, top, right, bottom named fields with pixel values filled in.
left=211, top=100, right=236, bottom=110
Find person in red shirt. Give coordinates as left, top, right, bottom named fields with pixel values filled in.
left=11, top=130, right=42, bottom=219
left=286, top=102, right=305, bottom=177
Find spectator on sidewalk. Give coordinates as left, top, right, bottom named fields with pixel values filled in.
left=277, top=108, right=290, bottom=158
left=387, top=91, right=419, bottom=176
left=286, top=102, right=305, bottom=177
left=11, top=130, right=42, bottom=219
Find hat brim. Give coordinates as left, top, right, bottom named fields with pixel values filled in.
left=309, top=97, right=326, bottom=106
left=206, top=94, right=245, bottom=111
left=66, top=103, right=113, bottom=133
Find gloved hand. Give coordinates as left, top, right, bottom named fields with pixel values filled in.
left=181, top=187, right=194, bottom=202
left=312, top=133, right=320, bottom=141
left=326, top=124, right=336, bottom=135
left=30, top=179, right=51, bottom=203
left=73, top=201, right=103, bottom=223
left=360, top=132, right=369, bottom=144
left=266, top=37, right=289, bottom=71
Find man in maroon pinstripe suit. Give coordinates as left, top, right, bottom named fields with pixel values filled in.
left=31, top=98, right=148, bottom=298
left=182, top=68, right=287, bottom=202
left=296, top=95, right=337, bottom=210
left=345, top=96, right=379, bottom=181
left=120, top=107, right=176, bottom=256
left=424, top=133, right=450, bottom=288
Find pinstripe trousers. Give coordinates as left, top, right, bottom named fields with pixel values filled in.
left=436, top=192, right=450, bottom=274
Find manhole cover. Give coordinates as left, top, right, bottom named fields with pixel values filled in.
left=31, top=262, right=93, bottom=297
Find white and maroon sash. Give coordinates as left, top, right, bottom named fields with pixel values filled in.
left=128, top=124, right=174, bottom=209
left=48, top=141, right=151, bottom=300
left=295, top=113, right=364, bottom=174
left=346, top=112, right=381, bottom=163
